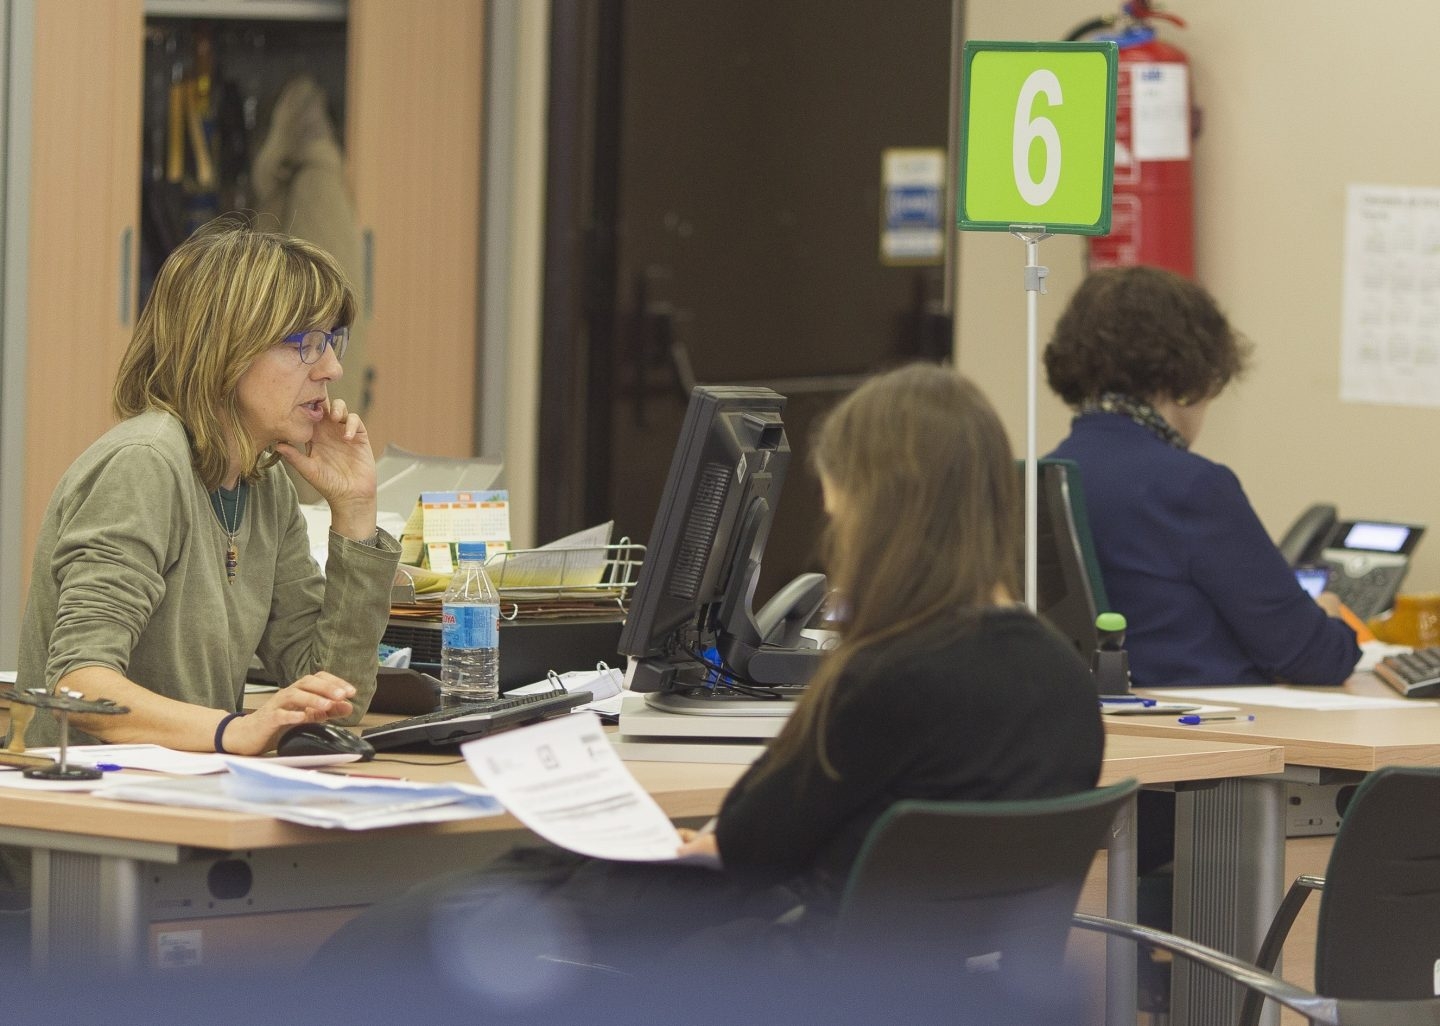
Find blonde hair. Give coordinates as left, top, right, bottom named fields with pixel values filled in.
left=114, top=218, right=356, bottom=489
left=764, top=364, right=1020, bottom=777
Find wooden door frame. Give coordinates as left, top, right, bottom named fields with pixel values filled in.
left=0, top=0, right=30, bottom=664
left=535, top=0, right=967, bottom=549
left=536, top=0, right=623, bottom=544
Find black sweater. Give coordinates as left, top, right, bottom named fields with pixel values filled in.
left=714, top=608, right=1104, bottom=903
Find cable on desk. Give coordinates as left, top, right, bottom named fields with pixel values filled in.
left=681, top=646, right=788, bottom=700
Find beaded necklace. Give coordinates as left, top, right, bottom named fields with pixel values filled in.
left=208, top=483, right=248, bottom=584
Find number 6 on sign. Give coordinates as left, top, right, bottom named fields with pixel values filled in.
left=1014, top=70, right=1063, bottom=206
left=959, top=41, right=1117, bottom=236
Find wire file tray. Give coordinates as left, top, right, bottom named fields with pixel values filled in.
left=390, top=540, right=646, bottom=615
left=483, top=539, right=647, bottom=604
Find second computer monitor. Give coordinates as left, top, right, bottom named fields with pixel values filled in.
left=617, top=385, right=792, bottom=694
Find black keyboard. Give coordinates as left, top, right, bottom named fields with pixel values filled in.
left=1374, top=648, right=1440, bottom=698
left=361, top=689, right=593, bottom=750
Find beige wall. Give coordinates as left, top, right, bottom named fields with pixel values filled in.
left=959, top=1, right=1440, bottom=593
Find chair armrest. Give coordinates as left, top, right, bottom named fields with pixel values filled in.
left=1255, top=875, right=1324, bottom=974
left=1072, top=913, right=1341, bottom=1026
left=1241, top=874, right=1326, bottom=1026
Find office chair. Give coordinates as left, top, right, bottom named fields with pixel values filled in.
left=1074, top=766, right=1440, bottom=1026
left=1017, top=458, right=1111, bottom=662
left=833, top=778, right=1138, bottom=1020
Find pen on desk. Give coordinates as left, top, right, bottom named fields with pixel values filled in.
left=95, top=763, right=123, bottom=772
left=1100, top=696, right=1156, bottom=706
left=1177, top=714, right=1256, bottom=725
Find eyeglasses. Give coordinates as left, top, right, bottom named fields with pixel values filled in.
left=281, top=327, right=349, bottom=365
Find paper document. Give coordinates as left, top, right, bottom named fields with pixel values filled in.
left=0, top=772, right=110, bottom=793
left=98, top=759, right=501, bottom=830
left=392, top=563, right=452, bottom=597
left=462, top=711, right=718, bottom=866
left=25, top=743, right=359, bottom=775
left=1101, top=701, right=1235, bottom=716
left=483, top=522, right=615, bottom=590
left=1145, top=686, right=1417, bottom=711
left=28, top=744, right=230, bottom=775
left=1340, top=184, right=1440, bottom=407
left=1356, top=641, right=1413, bottom=673
left=299, top=505, right=408, bottom=572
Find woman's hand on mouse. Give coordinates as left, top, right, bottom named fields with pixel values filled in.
left=222, top=672, right=356, bottom=755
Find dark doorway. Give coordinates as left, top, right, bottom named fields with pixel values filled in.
left=540, top=0, right=957, bottom=602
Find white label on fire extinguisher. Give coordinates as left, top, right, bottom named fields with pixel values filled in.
left=1131, top=62, right=1190, bottom=161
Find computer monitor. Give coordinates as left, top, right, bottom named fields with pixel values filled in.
left=618, top=385, right=827, bottom=708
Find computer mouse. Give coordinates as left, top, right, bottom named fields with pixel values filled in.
left=275, top=722, right=376, bottom=762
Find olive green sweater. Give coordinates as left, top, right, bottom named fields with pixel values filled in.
left=14, top=410, right=400, bottom=747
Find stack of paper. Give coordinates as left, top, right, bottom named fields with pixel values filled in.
left=98, top=759, right=501, bottom=830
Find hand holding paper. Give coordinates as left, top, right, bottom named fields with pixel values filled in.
left=461, top=711, right=720, bottom=867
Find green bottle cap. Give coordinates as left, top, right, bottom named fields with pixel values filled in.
left=1095, top=612, right=1127, bottom=632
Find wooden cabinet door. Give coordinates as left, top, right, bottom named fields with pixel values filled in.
left=346, top=0, right=484, bottom=459
left=21, top=0, right=143, bottom=586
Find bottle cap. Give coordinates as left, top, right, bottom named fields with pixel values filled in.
left=1095, top=612, right=1127, bottom=632
left=457, top=541, right=488, bottom=563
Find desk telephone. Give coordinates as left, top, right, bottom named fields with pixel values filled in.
left=1278, top=503, right=1425, bottom=621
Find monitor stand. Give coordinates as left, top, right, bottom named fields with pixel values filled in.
left=644, top=688, right=800, bottom=717
left=613, top=693, right=791, bottom=764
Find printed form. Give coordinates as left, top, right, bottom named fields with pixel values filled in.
left=462, top=711, right=718, bottom=867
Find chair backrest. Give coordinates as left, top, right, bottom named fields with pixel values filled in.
left=1314, top=765, right=1440, bottom=1000
left=1016, top=458, right=1111, bottom=661
left=836, top=778, right=1137, bottom=994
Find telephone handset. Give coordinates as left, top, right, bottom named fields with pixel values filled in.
left=1278, top=503, right=1338, bottom=566
left=1278, top=503, right=1425, bottom=620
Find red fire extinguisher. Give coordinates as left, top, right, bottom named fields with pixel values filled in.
left=1068, top=1, right=1196, bottom=278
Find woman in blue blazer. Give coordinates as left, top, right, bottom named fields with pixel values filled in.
left=1045, top=266, right=1359, bottom=687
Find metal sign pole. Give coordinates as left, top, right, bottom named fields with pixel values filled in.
left=1011, top=226, right=1050, bottom=611
left=957, top=37, right=1118, bottom=1022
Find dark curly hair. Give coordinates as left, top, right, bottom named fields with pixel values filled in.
left=1043, top=266, right=1252, bottom=407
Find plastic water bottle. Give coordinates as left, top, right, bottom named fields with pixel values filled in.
left=441, top=541, right=500, bottom=703
left=1091, top=611, right=1133, bottom=696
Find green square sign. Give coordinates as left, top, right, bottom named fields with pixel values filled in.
left=958, top=41, right=1117, bottom=235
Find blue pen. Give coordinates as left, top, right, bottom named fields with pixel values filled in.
left=95, top=763, right=123, bottom=772
left=1100, top=696, right=1157, bottom=707
left=1177, top=714, right=1255, bottom=725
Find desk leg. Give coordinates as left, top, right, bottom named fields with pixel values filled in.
left=1171, top=777, right=1284, bottom=1026
left=1105, top=792, right=1138, bottom=1026
left=31, top=847, right=146, bottom=972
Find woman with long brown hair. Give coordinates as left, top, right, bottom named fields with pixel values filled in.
left=316, top=364, right=1102, bottom=1011
left=681, top=362, right=1103, bottom=883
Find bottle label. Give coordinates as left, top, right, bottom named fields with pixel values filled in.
left=443, top=604, right=499, bottom=649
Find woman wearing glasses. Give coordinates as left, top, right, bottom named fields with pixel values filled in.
left=10, top=221, right=400, bottom=756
